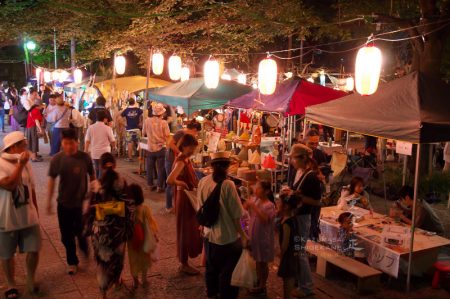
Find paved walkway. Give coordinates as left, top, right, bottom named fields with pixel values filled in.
left=0, top=131, right=449, bottom=299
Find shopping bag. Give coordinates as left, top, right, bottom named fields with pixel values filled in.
left=231, top=249, right=257, bottom=289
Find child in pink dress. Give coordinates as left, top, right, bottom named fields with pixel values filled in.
left=246, top=181, right=276, bottom=295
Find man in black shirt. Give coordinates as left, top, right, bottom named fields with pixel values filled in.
left=87, top=96, right=112, bottom=125
left=46, top=129, right=95, bottom=275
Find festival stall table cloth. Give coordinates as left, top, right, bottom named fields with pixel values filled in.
left=319, top=206, right=450, bottom=278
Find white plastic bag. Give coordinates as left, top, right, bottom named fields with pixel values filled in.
left=231, top=249, right=257, bottom=289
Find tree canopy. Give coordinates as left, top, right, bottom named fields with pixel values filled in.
left=1, top=0, right=450, bottom=78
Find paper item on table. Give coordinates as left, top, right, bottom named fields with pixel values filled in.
left=184, top=189, right=200, bottom=212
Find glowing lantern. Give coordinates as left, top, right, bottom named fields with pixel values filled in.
left=355, top=46, right=382, bottom=96
left=319, top=70, right=326, bottom=86
left=51, top=70, right=59, bottom=81
left=74, top=69, right=83, bottom=84
left=204, top=59, right=220, bottom=89
left=346, top=77, right=354, bottom=91
left=168, top=55, right=182, bottom=81
left=114, top=55, right=126, bottom=75
left=237, top=73, right=246, bottom=85
left=59, top=70, right=69, bottom=82
left=307, top=77, right=314, bottom=83
left=44, top=71, right=52, bottom=83
left=258, top=56, right=277, bottom=95
left=181, top=66, right=190, bottom=81
left=152, top=52, right=164, bottom=75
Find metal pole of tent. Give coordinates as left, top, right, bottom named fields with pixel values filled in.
left=402, top=155, right=408, bottom=185
left=345, top=131, right=349, bottom=150
left=406, top=144, right=421, bottom=292
left=237, top=108, right=241, bottom=136
left=302, top=117, right=307, bottom=140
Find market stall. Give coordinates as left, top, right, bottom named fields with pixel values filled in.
left=305, top=71, right=450, bottom=289
left=147, top=77, right=252, bottom=115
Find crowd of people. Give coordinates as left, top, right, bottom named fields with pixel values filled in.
left=0, top=83, right=448, bottom=299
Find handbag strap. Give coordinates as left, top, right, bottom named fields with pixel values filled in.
left=55, top=108, right=69, bottom=125
left=295, top=170, right=314, bottom=192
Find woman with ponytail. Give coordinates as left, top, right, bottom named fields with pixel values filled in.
left=85, top=152, right=134, bottom=299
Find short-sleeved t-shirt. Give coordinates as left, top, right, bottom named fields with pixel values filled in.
left=48, top=151, right=94, bottom=208
left=85, top=122, right=116, bottom=159
left=294, top=171, right=322, bottom=215
left=0, top=155, right=39, bottom=232
left=26, top=107, right=43, bottom=128
left=121, top=107, right=143, bottom=130
left=165, top=130, right=186, bottom=162
left=88, top=106, right=113, bottom=123
left=198, top=175, right=244, bottom=245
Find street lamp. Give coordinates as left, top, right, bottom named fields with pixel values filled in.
left=26, top=40, right=36, bottom=51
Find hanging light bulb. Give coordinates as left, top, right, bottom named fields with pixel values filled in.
left=52, top=70, right=59, bottom=81
left=180, top=66, right=190, bottom=81
left=252, top=83, right=258, bottom=89
left=44, top=71, right=52, bottom=83
left=152, top=51, right=164, bottom=75
left=204, top=58, right=220, bottom=89
left=258, top=55, right=277, bottom=95
left=237, top=73, right=247, bottom=85
left=307, top=77, right=314, bottom=83
left=59, top=70, right=69, bottom=82
left=114, top=55, right=126, bottom=75
left=35, top=68, right=42, bottom=79
left=355, top=45, right=382, bottom=96
left=168, top=55, right=182, bottom=80
left=346, top=77, right=354, bottom=91
left=73, top=69, right=83, bottom=84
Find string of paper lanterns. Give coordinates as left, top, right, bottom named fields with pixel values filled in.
left=355, top=44, right=382, bottom=96
left=258, top=55, right=277, bottom=95
left=114, top=55, right=126, bottom=75
left=204, top=57, right=220, bottom=89
left=168, top=54, right=182, bottom=80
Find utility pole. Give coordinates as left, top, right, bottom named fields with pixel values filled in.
left=53, top=28, right=57, bottom=68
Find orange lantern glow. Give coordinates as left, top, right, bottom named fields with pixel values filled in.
left=355, top=46, right=382, bottom=96
left=114, top=55, right=126, bottom=75
left=168, top=55, right=182, bottom=81
left=204, top=58, right=220, bottom=89
left=152, top=52, right=164, bottom=75
left=258, top=56, right=277, bottom=95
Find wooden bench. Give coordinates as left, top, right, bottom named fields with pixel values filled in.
left=306, top=240, right=382, bottom=293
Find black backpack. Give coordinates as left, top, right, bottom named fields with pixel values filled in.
left=196, top=180, right=224, bottom=228
left=13, top=100, right=29, bottom=127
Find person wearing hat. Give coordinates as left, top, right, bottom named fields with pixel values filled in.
left=0, top=132, right=41, bottom=299
left=197, top=151, right=249, bottom=299
left=288, top=143, right=322, bottom=298
left=142, top=102, right=170, bottom=192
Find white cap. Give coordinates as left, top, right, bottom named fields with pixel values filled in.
left=1, top=131, right=27, bottom=152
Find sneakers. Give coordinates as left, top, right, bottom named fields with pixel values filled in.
left=67, top=265, right=78, bottom=275
left=124, top=158, right=134, bottom=162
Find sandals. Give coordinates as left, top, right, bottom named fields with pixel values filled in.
left=4, top=288, right=18, bottom=299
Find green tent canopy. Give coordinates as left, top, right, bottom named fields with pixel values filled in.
left=147, top=78, right=252, bottom=115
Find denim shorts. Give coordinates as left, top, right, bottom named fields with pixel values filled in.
left=0, top=225, right=41, bottom=260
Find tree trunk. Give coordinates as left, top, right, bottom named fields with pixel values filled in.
left=70, top=38, right=76, bottom=69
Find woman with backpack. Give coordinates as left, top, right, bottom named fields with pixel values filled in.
left=197, top=151, right=249, bottom=299
left=166, top=134, right=203, bottom=275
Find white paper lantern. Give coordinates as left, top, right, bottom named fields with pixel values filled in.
left=237, top=73, right=246, bottom=85
left=204, top=59, right=220, bottom=89
left=114, top=55, right=126, bottom=75
left=74, top=69, right=83, bottom=84
left=307, top=77, right=314, bottom=83
left=355, top=46, right=382, bottom=96
left=346, top=77, right=354, bottom=91
left=52, top=70, right=59, bottom=81
left=181, top=66, right=190, bottom=81
left=258, top=57, right=277, bottom=95
left=152, top=52, right=164, bottom=75
left=168, top=55, right=182, bottom=80
left=44, top=71, right=52, bottom=83
left=59, top=70, right=69, bottom=82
